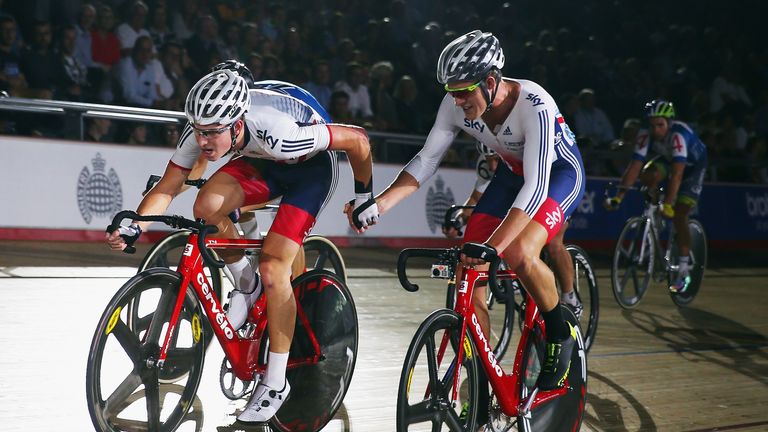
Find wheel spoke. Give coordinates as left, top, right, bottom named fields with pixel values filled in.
left=406, top=399, right=435, bottom=424
left=444, top=406, right=465, bottom=432
left=425, top=330, right=441, bottom=393
left=144, top=369, right=161, bottom=430
left=144, top=287, right=175, bottom=343
left=165, top=347, right=197, bottom=372
left=111, top=319, right=143, bottom=360
left=104, top=372, right=142, bottom=418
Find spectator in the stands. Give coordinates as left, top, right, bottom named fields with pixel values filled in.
left=125, top=122, right=149, bottom=145
left=220, top=20, right=241, bottom=61
left=246, top=52, right=263, bottom=82
left=84, top=117, right=113, bottom=142
left=239, top=22, right=261, bottom=60
left=573, top=87, right=615, bottom=148
left=282, top=26, right=308, bottom=83
left=303, top=59, right=332, bottom=110
left=328, top=90, right=356, bottom=124
left=262, top=53, right=282, bottom=79
left=155, top=41, right=188, bottom=110
left=74, top=4, right=96, bottom=70
left=148, top=2, right=175, bottom=50
left=159, top=121, right=180, bottom=147
left=184, top=14, right=224, bottom=76
left=116, top=0, right=151, bottom=57
left=91, top=4, right=120, bottom=71
left=20, top=20, right=57, bottom=99
left=171, top=0, right=198, bottom=42
left=710, top=63, right=752, bottom=114
left=334, top=61, right=373, bottom=121
left=329, top=37, right=355, bottom=83
left=113, top=35, right=158, bottom=107
left=0, top=15, right=27, bottom=97
left=369, top=61, right=397, bottom=131
left=393, top=75, right=422, bottom=133
left=54, top=25, right=90, bottom=101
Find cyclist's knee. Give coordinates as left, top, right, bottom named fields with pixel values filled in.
left=193, top=193, right=227, bottom=223
left=258, top=257, right=292, bottom=291
left=503, top=242, right=537, bottom=277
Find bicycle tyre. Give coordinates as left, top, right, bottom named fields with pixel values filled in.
left=270, top=270, right=357, bottom=432
left=516, top=306, right=587, bottom=432
left=612, top=216, right=655, bottom=309
left=86, top=268, right=206, bottom=432
left=445, top=279, right=515, bottom=361
left=566, top=244, right=599, bottom=353
left=396, top=309, right=480, bottom=432
left=670, top=219, right=708, bottom=307
left=302, top=235, right=347, bottom=283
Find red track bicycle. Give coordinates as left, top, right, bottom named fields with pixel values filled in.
left=86, top=211, right=357, bottom=432
left=395, top=247, right=587, bottom=431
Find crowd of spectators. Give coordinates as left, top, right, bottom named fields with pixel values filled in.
left=0, top=0, right=766, bottom=183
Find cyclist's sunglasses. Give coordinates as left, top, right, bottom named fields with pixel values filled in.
left=191, top=123, right=232, bottom=138
left=445, top=80, right=482, bottom=98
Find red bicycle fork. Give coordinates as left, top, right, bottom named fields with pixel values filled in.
left=152, top=234, right=323, bottom=382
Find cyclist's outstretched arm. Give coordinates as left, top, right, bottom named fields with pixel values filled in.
left=617, top=160, right=643, bottom=199
left=327, top=124, right=372, bottom=192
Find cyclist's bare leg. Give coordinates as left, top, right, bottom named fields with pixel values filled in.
left=260, top=232, right=301, bottom=353
left=545, top=222, right=573, bottom=294
left=673, top=202, right=692, bottom=257
left=291, top=245, right=306, bottom=278
left=502, top=223, right=558, bottom=312
left=192, top=172, right=245, bottom=263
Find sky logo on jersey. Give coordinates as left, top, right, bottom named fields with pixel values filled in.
left=256, top=129, right=280, bottom=149
left=464, top=118, right=485, bottom=133
left=545, top=206, right=562, bottom=230
left=526, top=93, right=544, bottom=106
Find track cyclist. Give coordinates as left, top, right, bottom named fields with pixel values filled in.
left=604, top=99, right=707, bottom=293
left=349, top=29, right=585, bottom=423
left=107, top=66, right=378, bottom=424
left=445, top=143, right=583, bottom=317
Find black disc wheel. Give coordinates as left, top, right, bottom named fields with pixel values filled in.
left=86, top=268, right=206, bottom=432
left=396, top=309, right=480, bottom=432
left=302, top=235, right=347, bottom=283
left=270, top=270, right=358, bottom=432
left=516, top=307, right=587, bottom=431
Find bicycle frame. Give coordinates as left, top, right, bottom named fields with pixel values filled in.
left=447, top=266, right=569, bottom=417
left=637, top=202, right=679, bottom=276
left=156, top=233, right=323, bottom=381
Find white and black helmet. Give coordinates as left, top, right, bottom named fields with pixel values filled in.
left=436, top=30, right=505, bottom=85
left=185, top=69, right=250, bottom=126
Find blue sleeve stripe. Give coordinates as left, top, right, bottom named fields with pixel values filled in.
left=284, top=138, right=314, bottom=144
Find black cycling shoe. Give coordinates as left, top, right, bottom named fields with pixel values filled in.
left=536, top=323, right=576, bottom=390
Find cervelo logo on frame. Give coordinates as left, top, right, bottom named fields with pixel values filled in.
left=198, top=272, right=234, bottom=339
left=471, top=313, right=503, bottom=377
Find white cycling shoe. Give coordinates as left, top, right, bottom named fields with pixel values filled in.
left=226, top=275, right=262, bottom=330
left=237, top=380, right=291, bottom=423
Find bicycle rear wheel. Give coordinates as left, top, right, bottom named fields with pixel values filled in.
left=612, top=217, right=655, bottom=309
left=396, top=309, right=480, bottom=432
left=670, top=219, right=708, bottom=307
left=86, top=268, right=206, bottom=432
left=270, top=270, right=358, bottom=432
left=516, top=307, right=587, bottom=432
left=566, top=244, right=599, bottom=352
left=302, top=235, right=347, bottom=283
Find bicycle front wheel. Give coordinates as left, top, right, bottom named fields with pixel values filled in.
left=302, top=235, right=347, bottom=283
left=670, top=219, right=708, bottom=307
left=612, top=217, right=655, bottom=309
left=86, top=268, right=206, bottom=432
left=566, top=244, right=599, bottom=352
left=271, top=270, right=358, bottom=432
left=396, top=309, right=480, bottom=432
left=517, top=306, right=587, bottom=432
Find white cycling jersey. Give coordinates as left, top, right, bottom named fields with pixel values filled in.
left=404, top=78, right=580, bottom=217
left=171, top=87, right=331, bottom=169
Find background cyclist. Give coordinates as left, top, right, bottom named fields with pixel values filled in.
left=604, top=99, right=707, bottom=293
left=351, top=30, right=585, bottom=419
left=444, top=142, right=583, bottom=317
left=107, top=68, right=378, bottom=424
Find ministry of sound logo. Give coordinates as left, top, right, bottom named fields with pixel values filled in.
left=425, top=176, right=455, bottom=233
left=77, top=153, right=122, bottom=224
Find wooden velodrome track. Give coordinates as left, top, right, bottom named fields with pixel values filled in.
left=0, top=240, right=766, bottom=431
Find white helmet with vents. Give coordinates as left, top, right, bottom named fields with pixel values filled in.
left=185, top=69, right=250, bottom=126
left=437, top=30, right=505, bottom=85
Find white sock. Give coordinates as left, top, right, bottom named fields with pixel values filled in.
left=678, top=256, right=690, bottom=277
left=264, top=351, right=289, bottom=389
left=226, top=256, right=257, bottom=293
left=562, top=290, right=578, bottom=306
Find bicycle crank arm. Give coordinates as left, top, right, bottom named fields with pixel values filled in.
left=520, top=387, right=539, bottom=416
